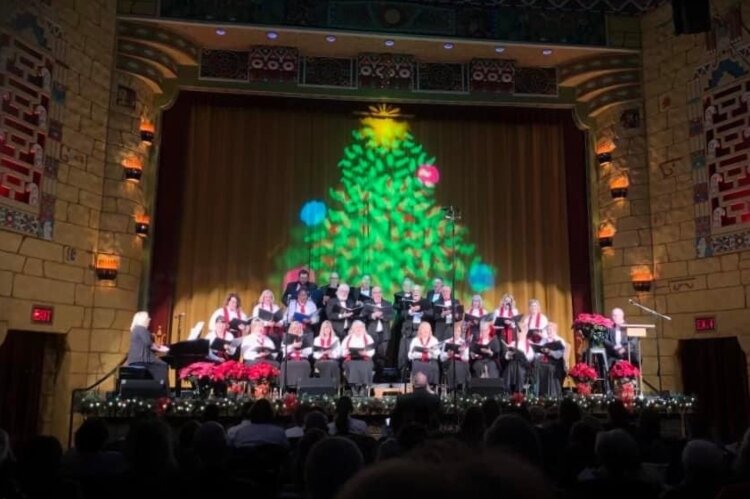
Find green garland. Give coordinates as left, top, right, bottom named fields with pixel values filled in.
left=74, top=392, right=696, bottom=419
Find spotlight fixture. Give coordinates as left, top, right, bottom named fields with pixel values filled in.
left=443, top=42, right=454, bottom=50
left=384, top=39, right=395, bottom=47
left=596, top=137, right=617, bottom=167
left=326, top=35, right=337, bottom=43
left=122, top=156, right=143, bottom=183
left=95, top=254, right=120, bottom=281
left=495, top=46, right=505, bottom=53
left=266, top=31, right=278, bottom=40
left=134, top=214, right=150, bottom=237
left=542, top=49, right=553, bottom=56
left=598, top=222, right=616, bottom=248
left=609, top=172, right=630, bottom=199
left=215, top=28, right=226, bottom=36
left=631, top=269, right=653, bottom=292
left=139, top=118, right=155, bottom=143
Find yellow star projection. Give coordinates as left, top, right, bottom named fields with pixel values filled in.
left=361, top=116, right=409, bottom=150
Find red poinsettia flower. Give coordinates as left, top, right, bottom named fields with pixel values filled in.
left=609, top=360, right=640, bottom=380
left=510, top=392, right=525, bottom=405
left=179, top=362, right=216, bottom=380
left=569, top=363, right=597, bottom=382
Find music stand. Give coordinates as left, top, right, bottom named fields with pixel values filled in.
left=622, top=323, right=654, bottom=394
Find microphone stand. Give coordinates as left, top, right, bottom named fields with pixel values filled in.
left=628, top=299, right=671, bottom=393
left=443, top=205, right=461, bottom=424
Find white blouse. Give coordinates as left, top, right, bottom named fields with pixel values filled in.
left=341, top=334, right=375, bottom=359
left=241, top=334, right=276, bottom=361
left=408, top=336, right=440, bottom=361
left=313, top=336, right=341, bottom=360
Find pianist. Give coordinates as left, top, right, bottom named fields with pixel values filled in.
left=126, top=311, right=169, bottom=384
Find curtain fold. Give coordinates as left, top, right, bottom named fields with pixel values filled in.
left=166, top=93, right=580, bottom=353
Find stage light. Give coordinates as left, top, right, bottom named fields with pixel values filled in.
left=266, top=31, right=278, bottom=40
left=598, top=221, right=616, bottom=248
left=542, top=48, right=553, bottom=56
left=95, top=254, right=120, bottom=281
left=326, top=35, right=337, bottom=43
left=139, top=118, right=155, bottom=143
left=215, top=28, right=226, bottom=36
left=443, top=42, right=454, bottom=50
left=631, top=268, right=653, bottom=292
left=495, top=46, right=505, bottom=53
left=135, top=214, right=150, bottom=237
left=610, top=172, right=630, bottom=199
left=384, top=39, right=395, bottom=47
left=122, top=156, right=143, bottom=183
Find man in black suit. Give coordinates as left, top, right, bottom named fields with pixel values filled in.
left=364, top=286, right=394, bottom=363
left=391, top=372, right=441, bottom=433
left=604, top=307, right=640, bottom=366
left=282, top=268, right=317, bottom=306
left=326, top=283, right=359, bottom=339
left=425, top=277, right=445, bottom=304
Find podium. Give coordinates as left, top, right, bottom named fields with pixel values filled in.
left=623, top=323, right=655, bottom=394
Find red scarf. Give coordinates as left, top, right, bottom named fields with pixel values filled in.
left=290, top=335, right=302, bottom=360
left=321, top=335, right=332, bottom=359
left=527, top=313, right=541, bottom=329
left=420, top=337, right=430, bottom=362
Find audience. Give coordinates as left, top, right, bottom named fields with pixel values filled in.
left=3, top=396, right=750, bottom=499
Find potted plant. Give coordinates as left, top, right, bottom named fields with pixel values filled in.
left=569, top=362, right=597, bottom=395
left=572, top=313, right=613, bottom=348
left=609, top=360, right=640, bottom=408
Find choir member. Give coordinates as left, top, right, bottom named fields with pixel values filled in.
left=393, top=277, right=414, bottom=309
left=501, top=323, right=535, bottom=393
left=326, top=283, right=359, bottom=339
left=433, top=285, right=463, bottom=342
left=313, top=320, right=341, bottom=388
left=205, top=316, right=237, bottom=361
left=426, top=277, right=445, bottom=303
left=464, top=294, right=489, bottom=342
left=493, top=293, right=520, bottom=344
left=252, top=289, right=284, bottom=349
left=533, top=324, right=565, bottom=398
left=313, top=272, right=340, bottom=312
left=280, top=321, right=312, bottom=389
left=547, top=322, right=570, bottom=383
left=441, top=322, right=471, bottom=389
left=392, top=278, right=414, bottom=365
left=352, top=274, right=373, bottom=303
left=282, top=268, right=317, bottom=306
left=398, top=285, right=431, bottom=371
left=521, top=299, right=549, bottom=342
left=604, top=307, right=639, bottom=366
left=341, top=320, right=375, bottom=395
left=284, top=288, right=318, bottom=334
left=471, top=321, right=501, bottom=378
left=364, top=286, right=393, bottom=359
left=408, top=322, right=440, bottom=386
left=126, top=311, right=168, bottom=385
left=241, top=320, right=279, bottom=367
left=208, top=293, right=248, bottom=335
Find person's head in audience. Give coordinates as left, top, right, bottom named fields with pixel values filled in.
left=305, top=437, right=364, bottom=499
left=398, top=424, right=428, bottom=453
left=304, top=411, right=329, bottom=433
left=637, top=407, right=661, bottom=440
left=558, top=398, right=582, bottom=428
left=335, top=397, right=354, bottom=435
left=412, top=371, right=429, bottom=390
left=249, top=399, right=274, bottom=424
left=337, top=447, right=553, bottom=499
left=203, top=403, right=220, bottom=422
left=177, top=420, right=201, bottom=450
left=193, top=422, right=228, bottom=467
left=595, top=428, right=641, bottom=475
left=238, top=401, right=253, bottom=421
left=681, top=439, right=725, bottom=486
left=485, top=415, right=542, bottom=468
left=376, top=438, right=400, bottom=462
left=296, top=429, right=328, bottom=487
left=125, top=419, right=176, bottom=475
left=528, top=406, right=545, bottom=426
left=19, top=435, right=63, bottom=478
left=74, top=417, right=109, bottom=454
left=481, top=399, right=501, bottom=427
left=460, top=406, right=486, bottom=443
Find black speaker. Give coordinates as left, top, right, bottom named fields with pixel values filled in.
left=119, top=379, right=167, bottom=398
left=672, top=0, right=711, bottom=35
left=298, top=378, right=337, bottom=396
left=468, top=378, right=505, bottom=396
left=118, top=366, right=153, bottom=380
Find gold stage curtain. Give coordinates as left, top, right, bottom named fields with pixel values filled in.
left=170, top=94, right=575, bottom=352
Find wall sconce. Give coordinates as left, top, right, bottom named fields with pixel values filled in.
left=598, top=221, right=616, bottom=248
left=631, top=268, right=653, bottom=292
left=123, top=156, right=143, bottom=182
left=610, top=172, right=630, bottom=199
left=95, top=254, right=120, bottom=280
left=596, top=137, right=616, bottom=167
left=135, top=214, right=150, bottom=237
left=140, top=118, right=155, bottom=143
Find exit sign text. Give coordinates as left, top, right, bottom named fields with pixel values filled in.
left=695, top=316, right=716, bottom=332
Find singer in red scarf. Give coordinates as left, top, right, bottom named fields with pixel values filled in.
left=280, top=321, right=312, bottom=389
left=492, top=293, right=520, bottom=344
left=408, top=322, right=440, bottom=385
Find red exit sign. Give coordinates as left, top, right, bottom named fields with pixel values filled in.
left=695, top=316, right=716, bottom=332
left=31, top=305, right=54, bottom=324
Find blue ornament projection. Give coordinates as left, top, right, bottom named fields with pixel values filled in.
left=299, top=200, right=327, bottom=227
left=468, top=261, right=494, bottom=292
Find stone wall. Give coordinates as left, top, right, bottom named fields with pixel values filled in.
left=0, top=0, right=157, bottom=440
left=596, top=0, right=750, bottom=392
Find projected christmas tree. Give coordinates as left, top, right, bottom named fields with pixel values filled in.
left=275, top=105, right=494, bottom=295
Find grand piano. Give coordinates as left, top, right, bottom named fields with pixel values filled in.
left=161, top=338, right=210, bottom=396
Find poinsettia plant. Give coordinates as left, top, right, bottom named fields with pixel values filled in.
left=569, top=363, right=597, bottom=382
left=572, top=313, right=613, bottom=346
left=179, top=362, right=217, bottom=381
left=246, top=362, right=280, bottom=383
left=609, top=360, right=640, bottom=380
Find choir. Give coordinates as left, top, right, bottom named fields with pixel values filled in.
left=199, top=270, right=570, bottom=396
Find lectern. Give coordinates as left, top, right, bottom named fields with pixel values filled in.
left=623, top=323, right=655, bottom=394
